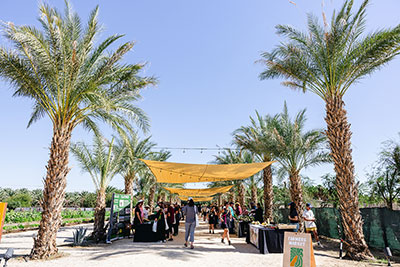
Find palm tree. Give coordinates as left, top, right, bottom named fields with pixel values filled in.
left=258, top=0, right=400, bottom=259
left=234, top=112, right=279, bottom=220
left=272, top=103, right=330, bottom=228
left=137, top=150, right=171, bottom=209
left=0, top=3, right=154, bottom=258
left=213, top=149, right=256, bottom=208
left=115, top=135, right=156, bottom=197
left=71, top=135, right=123, bottom=241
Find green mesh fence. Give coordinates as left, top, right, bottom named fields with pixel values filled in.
left=275, top=207, right=400, bottom=252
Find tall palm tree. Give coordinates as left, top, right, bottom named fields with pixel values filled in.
left=71, top=135, right=123, bottom=241
left=115, top=135, right=156, bottom=197
left=234, top=112, right=279, bottom=220
left=258, top=0, right=400, bottom=259
left=272, top=103, right=330, bottom=228
left=0, top=3, right=154, bottom=258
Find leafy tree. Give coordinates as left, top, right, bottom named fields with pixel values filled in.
left=6, top=193, right=32, bottom=209
left=0, top=2, right=154, bottom=258
left=367, top=138, right=400, bottom=210
left=71, top=135, right=124, bottom=241
left=258, top=0, right=400, bottom=259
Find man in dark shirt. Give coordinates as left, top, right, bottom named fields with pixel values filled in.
left=255, top=203, right=264, bottom=223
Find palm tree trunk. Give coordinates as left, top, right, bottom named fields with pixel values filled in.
left=325, top=96, right=372, bottom=260
left=238, top=182, right=245, bottom=208
left=251, top=184, right=257, bottom=204
left=124, top=172, right=135, bottom=198
left=149, top=183, right=156, bottom=212
left=31, top=126, right=72, bottom=259
left=263, top=165, right=273, bottom=221
left=288, top=170, right=304, bottom=231
left=93, top=188, right=106, bottom=242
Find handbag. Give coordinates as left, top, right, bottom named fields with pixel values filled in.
left=152, top=221, right=157, bottom=232
left=165, top=216, right=169, bottom=230
left=195, top=206, right=199, bottom=226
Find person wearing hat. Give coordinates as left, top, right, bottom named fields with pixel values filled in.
left=302, top=203, right=322, bottom=247
left=288, top=202, right=299, bottom=232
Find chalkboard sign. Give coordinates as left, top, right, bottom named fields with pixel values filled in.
left=106, top=193, right=132, bottom=243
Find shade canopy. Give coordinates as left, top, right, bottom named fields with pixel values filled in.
left=164, top=185, right=234, bottom=197
left=179, top=196, right=214, bottom=202
left=140, top=159, right=273, bottom=183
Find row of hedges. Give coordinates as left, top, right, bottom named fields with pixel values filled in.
left=4, top=210, right=110, bottom=224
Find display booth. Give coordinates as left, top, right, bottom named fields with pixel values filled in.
left=106, top=193, right=132, bottom=243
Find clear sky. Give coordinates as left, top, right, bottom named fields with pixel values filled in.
left=0, top=0, right=399, bottom=192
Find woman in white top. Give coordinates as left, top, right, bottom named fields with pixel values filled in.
left=302, top=203, right=322, bottom=247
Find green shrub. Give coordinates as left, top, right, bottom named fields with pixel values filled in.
left=6, top=193, right=32, bottom=209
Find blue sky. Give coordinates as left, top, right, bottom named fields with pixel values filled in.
left=0, top=0, right=399, bottom=192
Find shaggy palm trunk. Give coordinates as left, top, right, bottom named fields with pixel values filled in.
left=31, top=125, right=72, bottom=259
left=93, top=188, right=106, bottom=242
left=149, top=183, right=156, bottom=212
left=325, top=96, right=372, bottom=260
left=251, top=184, right=258, bottom=204
left=288, top=170, right=304, bottom=231
left=238, top=182, right=245, bottom=208
left=124, top=172, right=135, bottom=198
left=263, top=165, right=273, bottom=221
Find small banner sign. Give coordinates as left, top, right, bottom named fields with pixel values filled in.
left=0, top=203, right=7, bottom=242
left=106, top=194, right=132, bottom=243
left=282, top=232, right=316, bottom=267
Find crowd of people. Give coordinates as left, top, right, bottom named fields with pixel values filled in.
left=132, top=199, right=322, bottom=249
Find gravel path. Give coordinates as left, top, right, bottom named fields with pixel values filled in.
left=0, top=221, right=398, bottom=267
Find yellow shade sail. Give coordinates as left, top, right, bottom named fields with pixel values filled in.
left=179, top=196, right=214, bottom=202
left=140, top=159, right=273, bottom=183
left=164, top=185, right=233, bottom=197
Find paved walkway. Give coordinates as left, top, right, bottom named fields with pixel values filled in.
left=0, top=221, right=397, bottom=266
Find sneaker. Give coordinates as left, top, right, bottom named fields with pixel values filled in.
left=209, top=230, right=211, bottom=233
left=168, top=238, right=173, bottom=241
left=212, top=231, right=215, bottom=234
left=162, top=240, right=166, bottom=243
left=221, top=239, right=225, bottom=243
left=190, top=245, right=194, bottom=249
left=228, top=240, right=231, bottom=245
left=184, top=243, right=188, bottom=247
left=317, top=241, right=323, bottom=248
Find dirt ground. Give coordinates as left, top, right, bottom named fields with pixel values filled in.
left=0, top=221, right=398, bottom=267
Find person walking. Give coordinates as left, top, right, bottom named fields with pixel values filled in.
left=302, top=203, right=323, bottom=247
left=208, top=206, right=218, bottom=234
left=166, top=202, right=175, bottom=241
left=220, top=202, right=232, bottom=245
left=182, top=198, right=198, bottom=249
left=288, top=202, right=299, bottom=232
left=173, top=204, right=181, bottom=236
left=155, top=205, right=167, bottom=243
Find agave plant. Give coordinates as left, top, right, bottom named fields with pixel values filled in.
left=72, top=227, right=87, bottom=246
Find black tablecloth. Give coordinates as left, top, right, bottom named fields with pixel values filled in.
left=247, top=224, right=292, bottom=254
left=133, top=223, right=159, bottom=242
left=235, top=221, right=249, bottom=238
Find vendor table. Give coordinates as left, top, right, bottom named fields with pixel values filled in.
left=247, top=224, right=292, bottom=254
left=235, top=221, right=249, bottom=238
left=133, top=222, right=159, bottom=242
